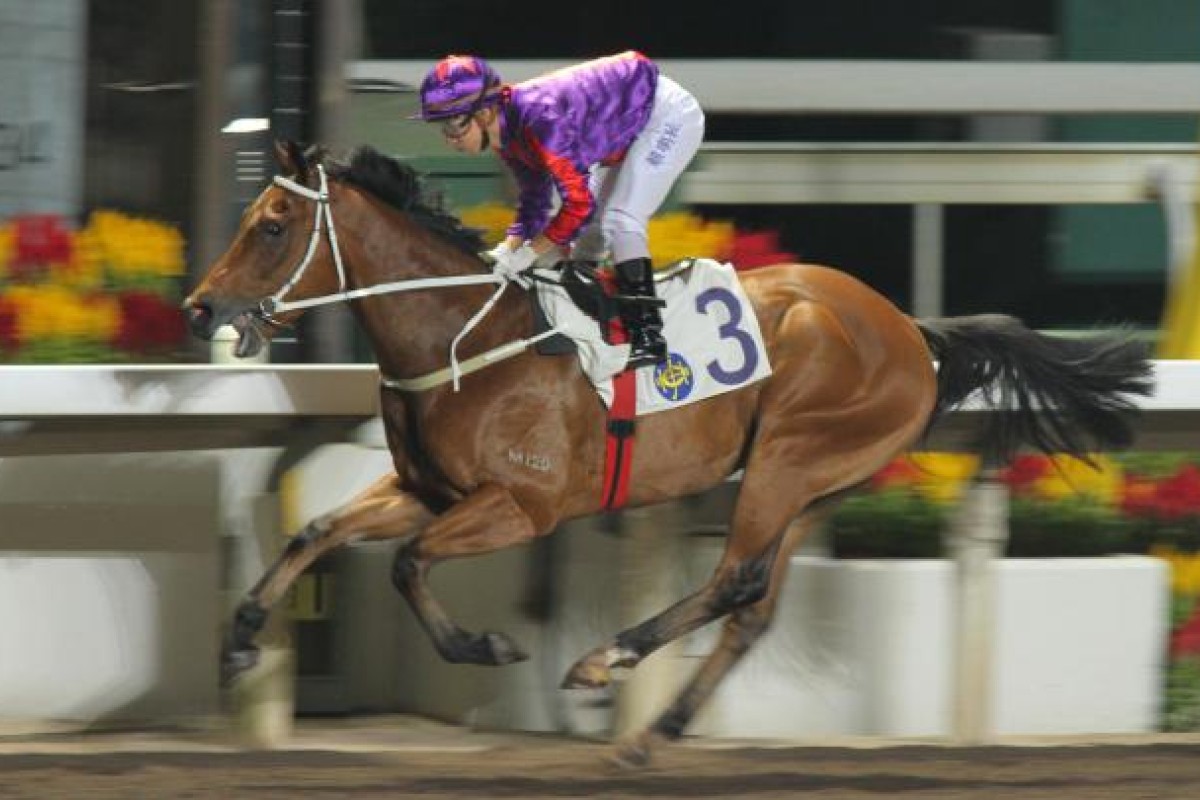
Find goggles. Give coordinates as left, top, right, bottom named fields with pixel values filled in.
left=439, top=114, right=474, bottom=140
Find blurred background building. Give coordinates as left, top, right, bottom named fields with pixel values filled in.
left=4, top=0, right=1199, bottom=364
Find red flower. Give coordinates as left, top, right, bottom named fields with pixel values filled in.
left=1120, top=474, right=1160, bottom=518
left=0, top=297, right=16, bottom=352
left=11, top=215, right=73, bottom=277
left=111, top=291, right=185, bottom=352
left=870, top=457, right=923, bottom=490
left=999, top=454, right=1052, bottom=495
left=1152, top=465, right=1200, bottom=520
left=728, top=229, right=797, bottom=270
left=1172, top=602, right=1200, bottom=658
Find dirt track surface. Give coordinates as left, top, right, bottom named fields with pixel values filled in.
left=5, top=722, right=1200, bottom=799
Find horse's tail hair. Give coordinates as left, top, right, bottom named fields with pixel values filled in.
left=915, top=314, right=1153, bottom=464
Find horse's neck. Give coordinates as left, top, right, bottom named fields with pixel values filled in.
left=343, top=210, right=531, bottom=381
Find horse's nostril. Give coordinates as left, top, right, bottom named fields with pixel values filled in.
left=183, top=301, right=214, bottom=337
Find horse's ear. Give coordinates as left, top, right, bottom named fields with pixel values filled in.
left=273, top=139, right=308, bottom=176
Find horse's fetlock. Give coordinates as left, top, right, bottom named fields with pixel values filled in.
left=284, top=520, right=327, bottom=555
left=232, top=600, right=268, bottom=645
left=652, top=706, right=690, bottom=741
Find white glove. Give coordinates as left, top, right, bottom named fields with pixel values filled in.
left=487, top=241, right=514, bottom=261
left=492, top=242, right=539, bottom=284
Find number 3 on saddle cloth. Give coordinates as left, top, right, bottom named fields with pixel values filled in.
left=534, top=258, right=774, bottom=508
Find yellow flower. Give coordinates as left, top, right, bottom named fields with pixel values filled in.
left=1150, top=546, right=1200, bottom=596
left=907, top=452, right=980, bottom=505
left=648, top=213, right=734, bottom=267
left=61, top=227, right=106, bottom=289
left=1033, top=454, right=1122, bottom=506
left=5, top=284, right=119, bottom=342
left=457, top=202, right=512, bottom=246
left=0, top=222, right=12, bottom=279
left=83, top=210, right=186, bottom=280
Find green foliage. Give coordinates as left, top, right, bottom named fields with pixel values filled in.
left=1005, top=497, right=1133, bottom=557
left=1116, top=452, right=1200, bottom=480
left=827, top=490, right=945, bottom=559
left=826, top=489, right=1136, bottom=559
left=11, top=338, right=123, bottom=364
left=1164, top=657, right=1200, bottom=732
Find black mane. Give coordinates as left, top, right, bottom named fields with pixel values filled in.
left=323, top=145, right=485, bottom=255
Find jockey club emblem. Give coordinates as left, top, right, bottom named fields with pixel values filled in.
left=652, top=352, right=694, bottom=402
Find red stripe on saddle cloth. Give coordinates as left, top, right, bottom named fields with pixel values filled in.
left=599, top=270, right=637, bottom=511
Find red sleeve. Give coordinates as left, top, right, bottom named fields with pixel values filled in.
left=502, top=151, right=553, bottom=239
left=522, top=132, right=594, bottom=246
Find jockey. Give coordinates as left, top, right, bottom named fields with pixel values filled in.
left=411, top=51, right=706, bottom=368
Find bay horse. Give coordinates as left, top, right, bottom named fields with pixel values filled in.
left=184, top=141, right=1152, bottom=765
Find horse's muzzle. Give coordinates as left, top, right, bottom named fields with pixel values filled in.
left=182, top=297, right=215, bottom=340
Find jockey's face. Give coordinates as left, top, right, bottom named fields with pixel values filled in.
left=439, top=111, right=487, bottom=154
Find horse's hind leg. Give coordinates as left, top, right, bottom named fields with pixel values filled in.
left=610, top=506, right=826, bottom=767
left=561, top=484, right=831, bottom=691
left=224, top=472, right=433, bottom=683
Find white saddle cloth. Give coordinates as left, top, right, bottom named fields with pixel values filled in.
left=535, top=259, right=773, bottom=415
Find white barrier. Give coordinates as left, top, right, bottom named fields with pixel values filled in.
left=0, top=365, right=379, bottom=735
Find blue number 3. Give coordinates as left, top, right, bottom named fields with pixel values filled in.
left=696, top=287, right=759, bottom=385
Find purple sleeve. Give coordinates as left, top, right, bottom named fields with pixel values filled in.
left=503, top=154, right=553, bottom=239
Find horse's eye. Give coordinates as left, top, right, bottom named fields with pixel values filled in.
left=262, top=220, right=283, bottom=237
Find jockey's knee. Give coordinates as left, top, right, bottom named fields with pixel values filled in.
left=571, top=224, right=608, bottom=262
left=603, top=210, right=650, bottom=263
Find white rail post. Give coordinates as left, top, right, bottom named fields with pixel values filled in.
left=912, top=203, right=945, bottom=318
left=613, top=502, right=687, bottom=738
left=950, top=468, right=1010, bottom=744
left=230, top=491, right=295, bottom=748
left=212, top=325, right=270, bottom=364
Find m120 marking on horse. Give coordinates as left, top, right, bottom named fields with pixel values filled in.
left=183, top=142, right=1152, bottom=766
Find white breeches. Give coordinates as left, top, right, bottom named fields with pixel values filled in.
left=571, top=75, right=705, bottom=264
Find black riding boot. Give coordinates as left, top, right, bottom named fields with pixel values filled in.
left=614, top=257, right=668, bottom=367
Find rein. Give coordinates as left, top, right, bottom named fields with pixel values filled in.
left=265, top=165, right=564, bottom=392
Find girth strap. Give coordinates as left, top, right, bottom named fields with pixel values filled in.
left=602, top=368, right=638, bottom=511
left=600, top=270, right=639, bottom=511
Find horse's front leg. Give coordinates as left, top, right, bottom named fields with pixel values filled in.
left=224, top=472, right=433, bottom=683
left=390, top=482, right=540, bottom=666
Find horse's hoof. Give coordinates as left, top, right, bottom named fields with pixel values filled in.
left=445, top=631, right=528, bottom=666
left=220, top=645, right=260, bottom=686
left=483, top=632, right=529, bottom=666
left=561, top=651, right=611, bottom=689
left=607, top=735, right=656, bottom=770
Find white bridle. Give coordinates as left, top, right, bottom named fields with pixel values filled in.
left=263, top=165, right=563, bottom=391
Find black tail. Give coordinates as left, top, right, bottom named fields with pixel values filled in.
left=916, top=314, right=1153, bottom=464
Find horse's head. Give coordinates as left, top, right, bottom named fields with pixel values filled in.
left=183, top=140, right=343, bottom=358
